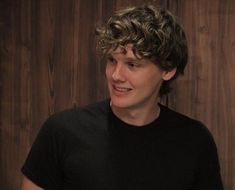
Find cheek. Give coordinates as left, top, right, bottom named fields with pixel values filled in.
left=137, top=73, right=163, bottom=88
left=105, top=65, right=110, bottom=78
left=105, top=65, right=113, bottom=80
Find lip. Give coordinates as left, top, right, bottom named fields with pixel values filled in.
left=112, top=85, right=132, bottom=97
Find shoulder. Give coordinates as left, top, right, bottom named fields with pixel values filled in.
left=158, top=104, right=219, bottom=159
left=158, top=104, right=214, bottom=142
left=42, top=99, right=110, bottom=134
left=49, top=99, right=109, bottom=121
left=159, top=104, right=202, bottom=126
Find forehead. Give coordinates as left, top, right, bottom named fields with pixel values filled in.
left=108, top=44, right=138, bottom=59
left=107, top=44, right=159, bottom=68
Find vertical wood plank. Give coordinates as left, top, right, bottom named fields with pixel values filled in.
left=0, top=0, right=32, bottom=189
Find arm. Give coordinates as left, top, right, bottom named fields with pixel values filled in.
left=21, top=176, right=43, bottom=190
left=21, top=117, right=64, bottom=190
left=192, top=127, right=223, bottom=190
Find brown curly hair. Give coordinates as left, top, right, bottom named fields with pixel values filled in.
left=96, top=5, right=188, bottom=96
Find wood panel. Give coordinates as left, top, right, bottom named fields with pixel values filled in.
left=0, top=0, right=234, bottom=189
left=167, top=1, right=235, bottom=189
left=0, top=0, right=32, bottom=189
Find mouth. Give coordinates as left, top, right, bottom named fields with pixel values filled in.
left=113, top=85, right=132, bottom=92
left=111, top=85, right=132, bottom=96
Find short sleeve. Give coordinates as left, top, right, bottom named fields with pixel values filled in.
left=192, top=127, right=223, bottom=190
left=21, top=117, right=64, bottom=189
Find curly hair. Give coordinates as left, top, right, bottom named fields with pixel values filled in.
left=96, top=5, right=188, bottom=96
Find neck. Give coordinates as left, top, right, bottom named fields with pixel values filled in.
left=111, top=101, right=160, bottom=127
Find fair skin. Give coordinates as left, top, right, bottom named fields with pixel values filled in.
left=106, top=44, right=176, bottom=126
left=21, top=176, right=43, bottom=190
left=21, top=44, right=176, bottom=189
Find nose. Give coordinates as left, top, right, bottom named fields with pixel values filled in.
left=111, top=63, right=125, bottom=82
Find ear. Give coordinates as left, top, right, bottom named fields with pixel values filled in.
left=162, top=68, right=177, bottom=81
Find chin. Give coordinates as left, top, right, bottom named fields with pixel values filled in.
left=110, top=96, right=137, bottom=110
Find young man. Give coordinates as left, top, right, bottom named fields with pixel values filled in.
left=21, top=5, right=223, bottom=190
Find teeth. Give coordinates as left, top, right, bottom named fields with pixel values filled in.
left=115, top=86, right=130, bottom=92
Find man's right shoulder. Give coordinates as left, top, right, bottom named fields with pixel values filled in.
left=42, top=99, right=110, bottom=132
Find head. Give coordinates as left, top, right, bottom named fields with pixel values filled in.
left=96, top=4, right=188, bottom=97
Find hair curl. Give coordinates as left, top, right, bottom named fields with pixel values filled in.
left=96, top=5, right=188, bottom=96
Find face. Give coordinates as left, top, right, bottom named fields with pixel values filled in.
left=105, top=44, right=170, bottom=111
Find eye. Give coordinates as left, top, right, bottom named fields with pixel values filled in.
left=127, top=62, right=135, bottom=67
left=107, top=56, right=116, bottom=64
left=126, top=61, right=139, bottom=68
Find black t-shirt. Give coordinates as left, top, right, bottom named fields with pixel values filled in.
left=21, top=99, right=223, bottom=190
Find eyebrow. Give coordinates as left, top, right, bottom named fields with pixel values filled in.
left=124, top=57, right=139, bottom=61
left=105, top=53, right=114, bottom=59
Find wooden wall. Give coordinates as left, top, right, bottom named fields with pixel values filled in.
left=0, top=0, right=234, bottom=189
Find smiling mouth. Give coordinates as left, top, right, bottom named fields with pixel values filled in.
left=113, top=85, right=132, bottom=92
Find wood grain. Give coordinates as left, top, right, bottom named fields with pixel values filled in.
left=0, top=0, right=234, bottom=189
left=167, top=1, right=235, bottom=189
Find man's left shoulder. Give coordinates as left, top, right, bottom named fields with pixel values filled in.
left=159, top=104, right=212, bottom=138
